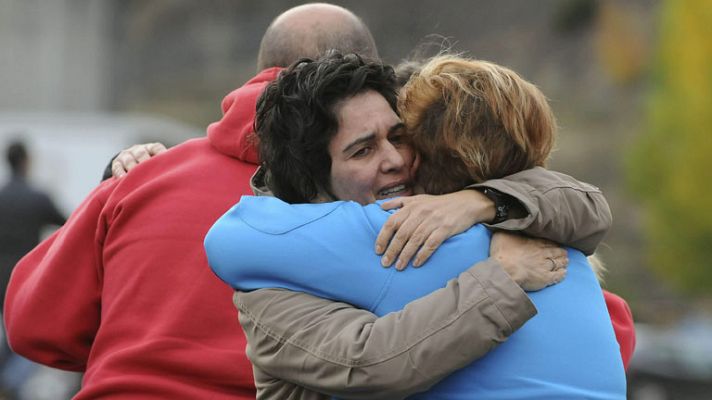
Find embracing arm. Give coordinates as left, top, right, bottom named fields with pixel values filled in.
left=376, top=167, right=609, bottom=268
left=238, top=259, right=537, bottom=400
left=471, top=167, right=611, bottom=255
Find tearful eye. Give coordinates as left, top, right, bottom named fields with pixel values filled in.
left=353, top=147, right=372, bottom=158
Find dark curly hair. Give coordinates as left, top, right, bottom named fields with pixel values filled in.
left=255, top=51, right=398, bottom=203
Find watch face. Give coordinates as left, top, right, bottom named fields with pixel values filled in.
left=495, top=204, right=509, bottom=223
left=479, top=188, right=510, bottom=223
left=486, top=189, right=508, bottom=223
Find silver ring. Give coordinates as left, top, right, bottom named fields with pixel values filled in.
left=547, top=257, right=558, bottom=271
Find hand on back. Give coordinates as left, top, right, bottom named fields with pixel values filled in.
left=490, top=232, right=568, bottom=291
left=111, top=142, right=167, bottom=178
left=375, top=190, right=495, bottom=269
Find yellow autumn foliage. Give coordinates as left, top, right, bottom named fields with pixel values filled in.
left=595, top=1, right=648, bottom=84
left=628, top=0, right=712, bottom=293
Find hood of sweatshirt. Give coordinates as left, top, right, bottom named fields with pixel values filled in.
left=206, top=67, right=282, bottom=164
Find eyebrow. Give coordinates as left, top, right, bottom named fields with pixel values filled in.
left=389, top=122, right=405, bottom=135
left=342, top=133, right=376, bottom=155
left=341, top=123, right=405, bottom=155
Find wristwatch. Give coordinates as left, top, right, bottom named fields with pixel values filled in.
left=478, top=188, right=510, bottom=224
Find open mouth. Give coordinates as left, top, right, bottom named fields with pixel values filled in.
left=377, top=183, right=412, bottom=199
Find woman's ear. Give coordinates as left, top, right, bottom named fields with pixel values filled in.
left=312, top=193, right=331, bottom=203
left=410, top=152, right=421, bottom=180
left=313, top=186, right=338, bottom=203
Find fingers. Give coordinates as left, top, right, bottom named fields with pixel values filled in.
left=545, top=254, right=560, bottom=271
left=112, top=150, right=138, bottom=178
left=393, top=223, right=430, bottom=270
left=376, top=194, right=469, bottom=269
left=413, top=228, right=448, bottom=267
left=112, top=143, right=167, bottom=179
left=547, top=268, right=567, bottom=287
left=123, top=155, right=138, bottom=171
left=133, top=143, right=167, bottom=162
left=545, top=248, right=569, bottom=270
left=536, top=252, right=567, bottom=290
left=130, top=145, right=151, bottom=163
left=375, top=210, right=406, bottom=255
left=380, top=198, right=404, bottom=211
left=146, top=142, right=167, bottom=155
left=375, top=198, right=416, bottom=253
left=111, top=160, right=127, bottom=178
left=381, top=215, right=422, bottom=269
left=554, top=254, right=569, bottom=270
left=523, top=266, right=567, bottom=292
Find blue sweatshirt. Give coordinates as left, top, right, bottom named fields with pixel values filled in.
left=205, top=196, right=626, bottom=399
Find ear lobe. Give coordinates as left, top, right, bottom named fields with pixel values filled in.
left=313, top=193, right=330, bottom=203
left=314, top=187, right=338, bottom=203
left=410, top=152, right=421, bottom=178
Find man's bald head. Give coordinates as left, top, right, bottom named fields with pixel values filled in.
left=257, top=3, right=378, bottom=71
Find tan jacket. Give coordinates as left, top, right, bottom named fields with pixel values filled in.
left=241, top=167, right=611, bottom=399
left=470, top=166, right=610, bottom=256
left=238, top=260, right=534, bottom=400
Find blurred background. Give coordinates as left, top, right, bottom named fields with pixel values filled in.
left=1, top=0, right=710, bottom=399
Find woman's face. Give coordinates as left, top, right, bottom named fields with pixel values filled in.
left=327, top=90, right=419, bottom=205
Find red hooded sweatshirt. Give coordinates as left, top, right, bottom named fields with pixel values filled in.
left=4, top=67, right=281, bottom=399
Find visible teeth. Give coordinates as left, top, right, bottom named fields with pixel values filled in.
left=380, top=185, right=406, bottom=196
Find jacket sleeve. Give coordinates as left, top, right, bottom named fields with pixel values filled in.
left=237, top=259, right=536, bottom=400
left=251, top=366, right=331, bottom=400
left=3, top=180, right=114, bottom=371
left=471, top=167, right=612, bottom=255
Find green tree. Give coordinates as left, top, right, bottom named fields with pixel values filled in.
left=628, top=0, right=712, bottom=293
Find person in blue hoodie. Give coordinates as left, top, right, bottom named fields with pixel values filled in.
left=205, top=52, right=626, bottom=399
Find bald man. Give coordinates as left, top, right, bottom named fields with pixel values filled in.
left=3, top=4, right=384, bottom=399
left=256, top=4, right=377, bottom=71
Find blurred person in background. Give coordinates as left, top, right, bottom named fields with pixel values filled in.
left=0, top=140, right=72, bottom=400
left=0, top=140, right=65, bottom=309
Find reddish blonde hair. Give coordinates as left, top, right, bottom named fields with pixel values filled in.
left=399, top=56, right=556, bottom=194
